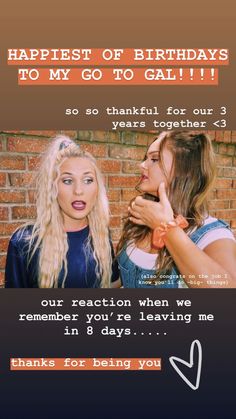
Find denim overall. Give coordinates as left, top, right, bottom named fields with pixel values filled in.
left=117, top=220, right=230, bottom=288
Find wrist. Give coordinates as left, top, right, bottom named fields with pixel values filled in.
left=152, top=215, right=189, bottom=249
left=152, top=213, right=174, bottom=229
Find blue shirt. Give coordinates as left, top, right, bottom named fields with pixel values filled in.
left=5, top=226, right=119, bottom=288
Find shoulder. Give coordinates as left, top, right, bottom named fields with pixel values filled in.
left=193, top=216, right=235, bottom=250
left=9, top=225, right=34, bottom=249
left=203, top=216, right=230, bottom=228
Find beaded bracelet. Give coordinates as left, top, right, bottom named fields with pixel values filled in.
left=152, top=215, right=189, bottom=249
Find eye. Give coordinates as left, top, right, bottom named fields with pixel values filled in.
left=151, top=157, right=159, bottom=163
left=62, top=178, right=73, bottom=185
left=83, top=177, right=94, bottom=184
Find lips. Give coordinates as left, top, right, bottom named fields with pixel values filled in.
left=71, top=200, right=86, bottom=210
left=140, top=174, right=148, bottom=181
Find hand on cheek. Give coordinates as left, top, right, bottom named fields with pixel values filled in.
left=128, top=182, right=174, bottom=229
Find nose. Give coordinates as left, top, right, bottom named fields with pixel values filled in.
left=73, top=182, right=84, bottom=196
left=140, top=160, right=147, bottom=170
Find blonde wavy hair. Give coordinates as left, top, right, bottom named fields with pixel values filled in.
left=117, top=130, right=216, bottom=275
left=24, top=135, right=112, bottom=288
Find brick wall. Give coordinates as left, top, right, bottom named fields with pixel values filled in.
left=0, top=130, right=236, bottom=286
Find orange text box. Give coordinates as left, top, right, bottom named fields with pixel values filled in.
left=18, top=67, right=219, bottom=85
left=10, top=357, right=162, bottom=371
left=8, top=48, right=229, bottom=66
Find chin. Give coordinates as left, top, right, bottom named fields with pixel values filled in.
left=139, top=185, right=157, bottom=196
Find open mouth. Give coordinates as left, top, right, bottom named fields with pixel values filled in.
left=140, top=175, right=148, bottom=181
left=71, top=200, right=86, bottom=210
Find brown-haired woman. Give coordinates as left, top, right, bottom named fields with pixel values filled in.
left=116, top=131, right=236, bottom=288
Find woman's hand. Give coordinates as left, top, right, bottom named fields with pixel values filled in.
left=128, top=182, right=174, bottom=229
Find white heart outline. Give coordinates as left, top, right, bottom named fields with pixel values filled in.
left=169, top=339, right=202, bottom=390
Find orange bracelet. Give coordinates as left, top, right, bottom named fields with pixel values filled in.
left=152, top=215, right=189, bottom=249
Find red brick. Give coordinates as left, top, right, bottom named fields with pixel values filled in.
left=9, top=172, right=34, bottom=187
left=216, top=167, right=224, bottom=177
left=121, top=132, right=137, bottom=145
left=60, top=131, right=77, bottom=139
left=215, top=210, right=236, bottom=220
left=215, top=154, right=232, bottom=166
left=109, top=216, right=122, bottom=228
left=0, top=255, right=6, bottom=269
left=209, top=190, right=216, bottom=200
left=0, top=237, right=9, bottom=253
left=0, top=155, right=26, bottom=170
left=0, top=207, right=9, bottom=220
left=28, top=190, right=36, bottom=204
left=22, top=130, right=58, bottom=137
left=135, top=133, right=151, bottom=146
left=232, top=132, right=236, bottom=144
left=9, top=173, right=35, bottom=187
left=223, top=167, right=236, bottom=178
left=216, top=189, right=236, bottom=200
left=110, top=202, right=129, bottom=216
left=0, top=271, right=5, bottom=287
left=0, top=173, right=6, bottom=186
left=214, top=131, right=224, bottom=142
left=230, top=201, right=236, bottom=209
left=0, top=223, right=23, bottom=236
left=109, top=145, right=145, bottom=160
left=80, top=143, right=107, bottom=158
left=231, top=220, right=236, bottom=228
left=107, top=189, right=120, bottom=202
left=223, top=131, right=232, bottom=143
left=98, top=160, right=121, bottom=173
left=7, top=137, right=50, bottom=153
left=12, top=206, right=36, bottom=220
left=2, top=131, right=21, bottom=133
left=109, top=176, right=140, bottom=188
left=106, top=131, right=121, bottom=143
left=92, top=131, right=117, bottom=143
left=28, top=156, right=41, bottom=171
left=122, top=161, right=141, bottom=174
left=218, top=143, right=235, bottom=156
left=122, top=189, right=139, bottom=202
left=215, top=178, right=232, bottom=189
left=208, top=200, right=230, bottom=210
left=77, top=131, right=92, bottom=141
left=215, top=131, right=231, bottom=143
left=0, top=190, right=25, bottom=203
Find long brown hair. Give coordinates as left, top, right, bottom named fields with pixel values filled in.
left=117, top=131, right=216, bottom=274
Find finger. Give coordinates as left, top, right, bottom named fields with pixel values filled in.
left=158, top=182, right=170, bottom=206
left=134, top=196, right=146, bottom=207
left=129, top=206, right=142, bottom=219
left=129, top=216, right=145, bottom=225
left=130, top=200, right=143, bottom=213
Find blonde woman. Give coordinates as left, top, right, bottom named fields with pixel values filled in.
left=5, top=136, right=118, bottom=288
left=117, top=131, right=236, bottom=288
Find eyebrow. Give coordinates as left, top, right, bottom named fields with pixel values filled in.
left=147, top=150, right=160, bottom=156
left=60, top=171, right=95, bottom=176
